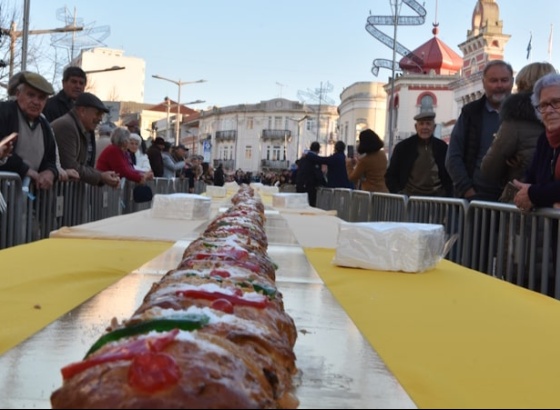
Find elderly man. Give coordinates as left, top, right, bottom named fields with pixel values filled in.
left=385, top=111, right=452, bottom=197
left=51, top=92, right=120, bottom=187
left=43, top=66, right=87, bottom=122
left=0, top=72, right=58, bottom=189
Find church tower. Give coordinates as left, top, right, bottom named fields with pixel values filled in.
left=450, top=0, right=511, bottom=114
left=458, top=0, right=511, bottom=78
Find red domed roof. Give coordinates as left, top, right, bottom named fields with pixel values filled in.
left=399, top=26, right=463, bottom=75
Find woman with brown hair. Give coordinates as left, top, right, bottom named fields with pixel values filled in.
left=348, top=129, right=389, bottom=192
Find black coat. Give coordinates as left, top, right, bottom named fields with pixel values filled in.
left=0, top=100, right=59, bottom=179
left=385, top=134, right=452, bottom=196
left=295, top=152, right=325, bottom=189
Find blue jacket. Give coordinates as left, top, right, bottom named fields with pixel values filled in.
left=306, top=151, right=353, bottom=189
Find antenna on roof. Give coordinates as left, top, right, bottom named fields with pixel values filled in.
left=276, top=82, right=287, bottom=98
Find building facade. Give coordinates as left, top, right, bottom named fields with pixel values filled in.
left=337, top=81, right=388, bottom=151
left=195, top=98, right=338, bottom=173
left=72, top=47, right=146, bottom=103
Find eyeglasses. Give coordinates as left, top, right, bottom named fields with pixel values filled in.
left=535, top=98, right=560, bottom=113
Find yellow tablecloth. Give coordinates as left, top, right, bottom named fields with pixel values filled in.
left=305, top=248, right=560, bottom=409
left=0, top=238, right=171, bottom=355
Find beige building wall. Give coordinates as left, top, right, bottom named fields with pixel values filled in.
left=338, top=82, right=387, bottom=148
left=72, top=48, right=146, bottom=103
left=197, top=98, right=338, bottom=173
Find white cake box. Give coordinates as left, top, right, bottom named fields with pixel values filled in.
left=205, top=185, right=227, bottom=198
left=333, top=222, right=445, bottom=272
left=259, top=185, right=279, bottom=195
left=150, top=193, right=211, bottom=220
left=272, top=193, right=308, bottom=209
left=224, top=181, right=240, bottom=195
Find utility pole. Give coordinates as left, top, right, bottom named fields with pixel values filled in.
left=0, top=17, right=82, bottom=79
left=297, top=81, right=334, bottom=143
left=365, top=0, right=426, bottom=157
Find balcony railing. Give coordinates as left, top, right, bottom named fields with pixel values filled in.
left=215, top=130, right=237, bottom=141
left=261, top=129, right=291, bottom=141
left=213, top=159, right=235, bottom=170
left=261, top=159, right=289, bottom=169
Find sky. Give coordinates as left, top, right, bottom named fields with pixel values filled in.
left=4, top=0, right=560, bottom=108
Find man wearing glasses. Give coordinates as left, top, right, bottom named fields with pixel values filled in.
left=445, top=60, right=514, bottom=201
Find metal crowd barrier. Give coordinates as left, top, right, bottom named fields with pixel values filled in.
left=316, top=187, right=334, bottom=211
left=464, top=201, right=560, bottom=298
left=0, top=172, right=24, bottom=249
left=407, top=196, right=469, bottom=264
left=332, top=188, right=353, bottom=221
left=370, top=192, right=408, bottom=222
left=2, top=175, right=560, bottom=301
left=348, top=190, right=372, bottom=222
left=0, top=173, right=209, bottom=249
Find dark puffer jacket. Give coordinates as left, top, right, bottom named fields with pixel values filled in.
left=480, top=91, right=543, bottom=186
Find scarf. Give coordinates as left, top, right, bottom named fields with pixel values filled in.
left=546, top=129, right=560, bottom=180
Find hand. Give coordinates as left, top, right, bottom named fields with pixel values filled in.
left=512, top=179, right=533, bottom=211
left=463, top=188, right=476, bottom=199
left=141, top=170, right=154, bottom=184
left=57, top=168, right=69, bottom=182
left=66, top=169, right=80, bottom=180
left=0, top=144, right=12, bottom=160
left=101, top=171, right=120, bottom=188
left=36, top=170, right=55, bottom=190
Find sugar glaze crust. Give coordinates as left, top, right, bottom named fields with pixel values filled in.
left=50, top=186, right=299, bottom=409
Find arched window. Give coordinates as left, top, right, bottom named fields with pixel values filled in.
left=416, top=92, right=437, bottom=112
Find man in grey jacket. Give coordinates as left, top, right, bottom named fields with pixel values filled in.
left=51, top=92, right=119, bottom=187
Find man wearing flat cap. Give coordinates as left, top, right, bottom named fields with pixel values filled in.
left=147, top=137, right=166, bottom=177
left=385, top=111, right=452, bottom=197
left=52, top=92, right=120, bottom=187
left=0, top=72, right=59, bottom=189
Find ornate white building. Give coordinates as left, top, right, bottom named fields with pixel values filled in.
left=194, top=98, right=338, bottom=173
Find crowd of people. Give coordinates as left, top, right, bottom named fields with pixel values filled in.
left=290, top=60, right=560, bottom=217
left=1, top=60, right=560, bottom=213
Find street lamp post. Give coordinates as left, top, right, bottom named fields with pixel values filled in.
left=289, top=115, right=309, bottom=160
left=152, top=75, right=206, bottom=146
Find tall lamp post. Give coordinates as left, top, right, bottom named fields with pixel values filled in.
left=288, top=115, right=309, bottom=159
left=152, top=75, right=206, bottom=146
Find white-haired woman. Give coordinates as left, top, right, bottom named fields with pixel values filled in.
left=128, top=133, right=151, bottom=172
left=96, top=127, right=153, bottom=184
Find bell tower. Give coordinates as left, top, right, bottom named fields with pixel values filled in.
left=457, top=0, right=511, bottom=78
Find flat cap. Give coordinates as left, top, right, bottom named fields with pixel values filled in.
left=75, top=92, right=109, bottom=113
left=413, top=111, right=436, bottom=121
left=20, top=72, right=54, bottom=95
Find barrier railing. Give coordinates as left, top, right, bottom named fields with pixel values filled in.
left=370, top=192, right=408, bottom=222
left=332, top=188, right=353, bottom=221
left=406, top=196, right=469, bottom=264
left=464, top=201, right=560, bottom=298
left=2, top=178, right=560, bottom=300
left=0, top=172, right=24, bottom=249
left=348, top=190, right=372, bottom=222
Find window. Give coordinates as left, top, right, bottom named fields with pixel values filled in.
left=420, top=94, right=434, bottom=112
left=245, top=145, right=252, bottom=159
left=272, top=145, right=282, bottom=161
left=274, top=116, right=282, bottom=130
left=247, top=117, right=254, bottom=130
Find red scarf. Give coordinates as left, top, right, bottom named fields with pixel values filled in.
left=546, top=129, right=560, bottom=180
